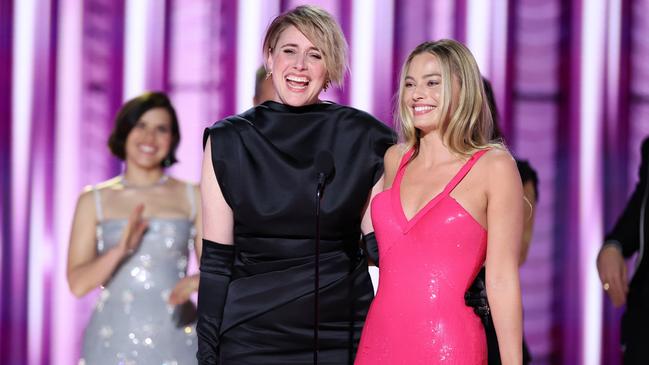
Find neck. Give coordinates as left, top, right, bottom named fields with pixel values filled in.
left=121, top=167, right=167, bottom=188
left=416, top=131, right=454, bottom=166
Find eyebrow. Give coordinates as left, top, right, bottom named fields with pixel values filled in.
left=279, top=43, right=321, bottom=52
left=405, top=73, right=441, bottom=80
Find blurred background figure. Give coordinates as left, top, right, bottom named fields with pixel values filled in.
left=67, top=92, right=202, bottom=365
left=253, top=65, right=276, bottom=105
left=597, top=137, right=649, bottom=365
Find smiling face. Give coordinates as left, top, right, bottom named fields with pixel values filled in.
left=124, top=107, right=173, bottom=171
left=402, top=52, right=460, bottom=135
left=266, top=25, right=327, bottom=107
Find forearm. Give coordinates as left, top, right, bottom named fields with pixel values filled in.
left=487, top=274, right=523, bottom=365
left=196, top=240, right=234, bottom=364
left=67, top=245, right=128, bottom=297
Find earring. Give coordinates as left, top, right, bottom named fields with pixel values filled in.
left=323, top=80, right=330, bottom=92
left=265, top=71, right=272, bottom=80
left=163, top=156, right=172, bottom=167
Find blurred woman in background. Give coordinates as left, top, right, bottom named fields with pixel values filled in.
left=67, top=92, right=202, bottom=365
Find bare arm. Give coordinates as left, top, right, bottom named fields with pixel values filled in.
left=360, top=175, right=384, bottom=235
left=169, top=184, right=204, bottom=305
left=383, top=144, right=403, bottom=190
left=484, top=151, right=524, bottom=365
left=201, top=136, right=234, bottom=245
left=360, top=144, right=404, bottom=234
left=519, top=181, right=537, bottom=265
left=67, top=191, right=147, bottom=297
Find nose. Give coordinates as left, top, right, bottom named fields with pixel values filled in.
left=293, top=53, right=306, bottom=70
left=142, top=127, right=156, bottom=141
left=412, top=86, right=424, bottom=101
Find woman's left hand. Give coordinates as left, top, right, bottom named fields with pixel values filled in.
left=169, top=274, right=199, bottom=305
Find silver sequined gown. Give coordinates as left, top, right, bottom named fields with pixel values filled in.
left=80, top=218, right=198, bottom=365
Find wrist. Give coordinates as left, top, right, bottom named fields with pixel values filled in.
left=112, top=244, right=133, bottom=260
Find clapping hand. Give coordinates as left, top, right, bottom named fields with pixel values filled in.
left=117, top=204, right=148, bottom=258
left=169, top=275, right=199, bottom=305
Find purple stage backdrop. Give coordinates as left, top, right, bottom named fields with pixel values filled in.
left=1, top=0, right=648, bottom=364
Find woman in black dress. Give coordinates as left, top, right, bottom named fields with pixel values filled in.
left=196, top=5, right=394, bottom=364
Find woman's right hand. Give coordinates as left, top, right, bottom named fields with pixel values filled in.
left=116, top=204, right=149, bottom=258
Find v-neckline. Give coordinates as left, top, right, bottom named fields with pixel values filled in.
left=392, top=148, right=484, bottom=233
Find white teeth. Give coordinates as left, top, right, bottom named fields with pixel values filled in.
left=139, top=145, right=155, bottom=153
left=414, top=106, right=434, bottom=112
left=286, top=75, right=309, bottom=83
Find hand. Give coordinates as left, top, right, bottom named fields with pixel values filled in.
left=117, top=204, right=148, bottom=258
left=465, top=272, right=491, bottom=326
left=597, top=245, right=628, bottom=307
left=169, top=275, right=199, bottom=305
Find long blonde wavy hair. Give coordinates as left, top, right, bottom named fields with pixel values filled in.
left=395, top=39, right=502, bottom=158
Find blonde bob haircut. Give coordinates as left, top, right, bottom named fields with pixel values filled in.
left=262, top=5, right=348, bottom=87
left=395, top=39, right=502, bottom=158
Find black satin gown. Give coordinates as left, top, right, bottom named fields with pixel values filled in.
left=203, top=101, right=395, bottom=364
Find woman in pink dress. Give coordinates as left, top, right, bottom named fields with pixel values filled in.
left=356, top=39, right=523, bottom=364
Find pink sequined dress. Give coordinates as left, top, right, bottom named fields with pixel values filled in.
left=356, top=148, right=489, bottom=364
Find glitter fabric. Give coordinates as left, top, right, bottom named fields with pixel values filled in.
left=356, top=149, right=489, bottom=364
left=79, top=218, right=197, bottom=365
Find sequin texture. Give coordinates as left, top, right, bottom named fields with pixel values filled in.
left=81, top=219, right=197, bottom=364
left=356, top=149, right=489, bottom=364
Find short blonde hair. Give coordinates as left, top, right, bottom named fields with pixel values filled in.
left=395, top=39, right=501, bottom=157
left=262, top=5, right=348, bottom=87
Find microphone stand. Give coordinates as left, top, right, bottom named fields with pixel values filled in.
left=314, top=172, right=326, bottom=365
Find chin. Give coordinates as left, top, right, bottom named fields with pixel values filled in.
left=284, top=96, right=315, bottom=107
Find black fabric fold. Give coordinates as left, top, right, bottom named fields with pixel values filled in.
left=221, top=249, right=360, bottom=335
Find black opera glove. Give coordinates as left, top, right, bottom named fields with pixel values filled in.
left=196, top=239, right=234, bottom=365
left=363, top=232, right=380, bottom=267
left=464, top=269, right=492, bottom=328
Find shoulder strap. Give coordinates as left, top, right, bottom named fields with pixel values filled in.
left=443, top=149, right=490, bottom=194
left=92, top=186, right=104, bottom=222
left=186, top=183, right=196, bottom=221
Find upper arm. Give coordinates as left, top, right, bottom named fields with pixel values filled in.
left=361, top=175, right=385, bottom=234
left=192, top=184, right=204, bottom=259
left=519, top=181, right=537, bottom=265
left=383, top=144, right=403, bottom=190
left=485, top=151, right=524, bottom=278
left=201, top=136, right=234, bottom=245
left=67, top=190, right=98, bottom=277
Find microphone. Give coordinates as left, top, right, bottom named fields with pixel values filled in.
left=314, top=150, right=334, bottom=191
left=313, top=150, right=334, bottom=365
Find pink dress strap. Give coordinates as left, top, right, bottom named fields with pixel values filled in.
left=442, top=148, right=490, bottom=195
left=392, top=147, right=415, bottom=188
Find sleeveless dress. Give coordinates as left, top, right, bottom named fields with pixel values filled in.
left=79, top=184, right=198, bottom=365
left=202, top=100, right=395, bottom=364
left=355, top=148, right=489, bottom=364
